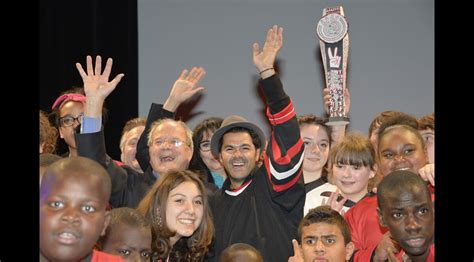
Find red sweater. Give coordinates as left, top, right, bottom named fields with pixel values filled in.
left=344, top=195, right=387, bottom=261
left=90, top=249, right=124, bottom=262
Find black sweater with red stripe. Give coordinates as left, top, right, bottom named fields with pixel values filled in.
left=208, top=75, right=305, bottom=262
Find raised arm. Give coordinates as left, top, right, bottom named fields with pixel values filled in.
left=136, top=67, right=206, bottom=172
left=74, top=55, right=133, bottom=206
left=253, top=26, right=305, bottom=213
left=163, top=67, right=206, bottom=112
left=252, top=25, right=288, bottom=113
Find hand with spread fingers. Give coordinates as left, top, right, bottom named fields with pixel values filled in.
left=163, top=66, right=206, bottom=112
left=76, top=55, right=124, bottom=102
left=75, top=55, right=124, bottom=117
left=252, top=24, right=283, bottom=79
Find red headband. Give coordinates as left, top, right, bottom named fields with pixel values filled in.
left=51, top=94, right=86, bottom=110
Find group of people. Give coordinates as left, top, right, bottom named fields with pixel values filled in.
left=39, top=25, right=435, bottom=262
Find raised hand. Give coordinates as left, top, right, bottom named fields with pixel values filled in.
left=163, top=67, right=206, bottom=112
left=76, top=55, right=124, bottom=101
left=287, top=239, right=304, bottom=262
left=252, top=25, right=283, bottom=76
left=76, top=55, right=124, bottom=117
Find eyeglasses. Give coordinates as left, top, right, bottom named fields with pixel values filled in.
left=199, top=140, right=211, bottom=152
left=153, top=138, right=188, bottom=148
left=59, top=113, right=84, bottom=127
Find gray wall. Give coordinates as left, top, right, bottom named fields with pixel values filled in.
left=138, top=0, right=433, bottom=136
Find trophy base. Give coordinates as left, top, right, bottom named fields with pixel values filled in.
left=326, top=117, right=350, bottom=126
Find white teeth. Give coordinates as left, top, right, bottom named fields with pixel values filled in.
left=59, top=232, right=76, bottom=239
left=233, top=163, right=244, bottom=166
left=178, top=219, right=194, bottom=225
left=397, top=167, right=409, bottom=171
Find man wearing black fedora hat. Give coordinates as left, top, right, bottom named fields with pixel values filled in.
left=208, top=25, right=306, bottom=262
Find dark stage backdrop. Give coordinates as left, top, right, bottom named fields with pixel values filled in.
left=40, top=0, right=138, bottom=160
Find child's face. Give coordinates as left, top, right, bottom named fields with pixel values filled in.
left=40, top=172, right=111, bottom=261
left=378, top=128, right=427, bottom=176
left=300, top=124, right=330, bottom=173
left=102, top=223, right=152, bottom=262
left=300, top=222, right=354, bottom=262
left=379, top=189, right=434, bottom=257
left=166, top=181, right=204, bottom=245
left=332, top=163, right=374, bottom=202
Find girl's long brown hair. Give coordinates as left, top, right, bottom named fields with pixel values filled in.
left=136, top=170, right=214, bottom=261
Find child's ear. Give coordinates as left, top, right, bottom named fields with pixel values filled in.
left=377, top=207, right=387, bottom=227
left=100, top=210, right=112, bottom=236
left=345, top=241, right=355, bottom=261
left=369, top=170, right=376, bottom=179
left=371, top=163, right=378, bottom=178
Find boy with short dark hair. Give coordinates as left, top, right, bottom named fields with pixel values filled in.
left=40, top=156, right=123, bottom=261
left=374, top=170, right=434, bottom=262
left=97, top=207, right=152, bottom=262
left=289, top=205, right=355, bottom=262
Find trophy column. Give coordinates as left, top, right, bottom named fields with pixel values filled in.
left=317, top=6, right=350, bottom=125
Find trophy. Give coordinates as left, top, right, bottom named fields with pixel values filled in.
left=317, top=6, right=350, bottom=125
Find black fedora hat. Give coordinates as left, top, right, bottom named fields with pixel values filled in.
left=210, top=115, right=266, bottom=157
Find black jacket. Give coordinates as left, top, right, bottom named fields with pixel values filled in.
left=208, top=75, right=305, bottom=262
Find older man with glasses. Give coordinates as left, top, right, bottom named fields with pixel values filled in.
left=146, top=118, right=194, bottom=178
left=135, top=66, right=208, bottom=180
